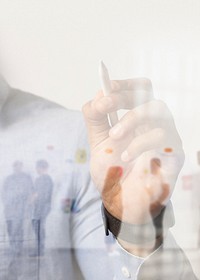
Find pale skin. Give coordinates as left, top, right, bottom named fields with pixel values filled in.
left=82, top=78, right=185, bottom=256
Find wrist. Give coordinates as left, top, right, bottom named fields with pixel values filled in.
left=102, top=204, right=165, bottom=245
left=117, top=234, right=163, bottom=258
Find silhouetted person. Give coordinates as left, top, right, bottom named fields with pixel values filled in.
left=2, top=161, right=33, bottom=255
left=32, top=160, right=53, bottom=256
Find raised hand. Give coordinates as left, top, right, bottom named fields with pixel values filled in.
left=83, top=78, right=184, bottom=225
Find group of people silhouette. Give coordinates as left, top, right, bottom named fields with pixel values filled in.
left=1, top=160, right=53, bottom=257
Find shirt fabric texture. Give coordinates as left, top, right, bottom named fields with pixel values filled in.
left=0, top=78, right=197, bottom=280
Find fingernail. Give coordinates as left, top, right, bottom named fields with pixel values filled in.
left=121, top=151, right=130, bottom=162
left=110, top=123, right=123, bottom=137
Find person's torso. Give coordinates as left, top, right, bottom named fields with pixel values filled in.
left=0, top=87, right=86, bottom=280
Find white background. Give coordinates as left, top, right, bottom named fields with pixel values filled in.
left=0, top=0, right=200, bottom=169
left=0, top=0, right=200, bottom=276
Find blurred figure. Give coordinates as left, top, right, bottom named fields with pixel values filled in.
left=2, top=161, right=33, bottom=255
left=32, top=160, right=53, bottom=256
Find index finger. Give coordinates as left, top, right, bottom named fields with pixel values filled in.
left=111, top=78, right=153, bottom=93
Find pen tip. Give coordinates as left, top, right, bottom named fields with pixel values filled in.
left=100, top=60, right=104, bottom=66
left=99, top=60, right=108, bottom=75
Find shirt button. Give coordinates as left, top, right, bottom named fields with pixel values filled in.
left=121, top=266, right=131, bottom=278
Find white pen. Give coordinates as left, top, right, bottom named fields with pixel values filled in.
left=99, top=61, right=118, bottom=127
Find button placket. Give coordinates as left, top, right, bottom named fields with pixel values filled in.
left=121, top=266, right=131, bottom=278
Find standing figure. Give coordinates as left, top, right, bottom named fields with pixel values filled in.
left=2, top=161, right=33, bottom=255
left=32, top=160, right=53, bottom=256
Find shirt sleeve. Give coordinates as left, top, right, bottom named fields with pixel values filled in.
left=70, top=115, right=198, bottom=280
left=111, top=203, right=198, bottom=279
left=112, top=230, right=198, bottom=280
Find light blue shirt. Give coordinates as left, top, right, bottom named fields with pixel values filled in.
left=0, top=79, right=197, bottom=280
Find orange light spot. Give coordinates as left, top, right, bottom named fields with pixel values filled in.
left=105, top=148, right=113, bottom=154
left=164, top=147, right=173, bottom=153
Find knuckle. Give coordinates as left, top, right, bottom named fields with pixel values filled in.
left=82, top=101, right=92, bottom=117
left=155, top=100, right=169, bottom=114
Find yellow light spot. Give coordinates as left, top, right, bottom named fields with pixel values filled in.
left=143, top=169, right=149, bottom=174
left=75, top=149, right=87, bottom=164
left=105, top=148, right=113, bottom=154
